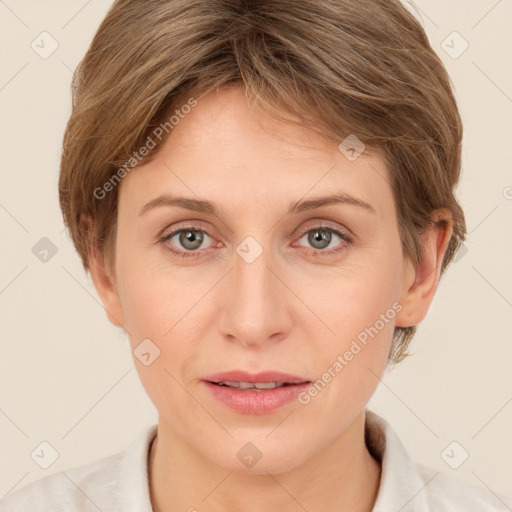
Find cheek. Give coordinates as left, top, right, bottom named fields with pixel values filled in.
left=114, top=261, right=201, bottom=414
left=299, top=251, right=402, bottom=408
left=114, top=247, right=211, bottom=384
left=117, top=274, right=169, bottom=341
left=307, top=244, right=403, bottom=335
left=114, top=231, right=187, bottom=339
left=298, top=295, right=395, bottom=422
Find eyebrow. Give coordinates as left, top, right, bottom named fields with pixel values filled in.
left=138, top=192, right=376, bottom=217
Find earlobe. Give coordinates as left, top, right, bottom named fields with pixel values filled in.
left=86, top=227, right=125, bottom=330
left=395, top=208, right=454, bottom=328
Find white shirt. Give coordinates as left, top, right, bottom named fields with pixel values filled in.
left=2, top=409, right=511, bottom=511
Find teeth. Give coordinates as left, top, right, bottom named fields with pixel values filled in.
left=217, top=381, right=287, bottom=390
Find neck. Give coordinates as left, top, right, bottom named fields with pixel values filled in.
left=148, top=410, right=381, bottom=512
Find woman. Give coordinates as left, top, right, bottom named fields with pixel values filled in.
left=3, top=0, right=510, bottom=510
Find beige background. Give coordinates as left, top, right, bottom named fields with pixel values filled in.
left=1, top=0, right=511, bottom=503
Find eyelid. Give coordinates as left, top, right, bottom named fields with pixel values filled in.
left=158, top=219, right=218, bottom=244
left=293, top=218, right=353, bottom=240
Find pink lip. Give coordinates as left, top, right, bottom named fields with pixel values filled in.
left=202, top=381, right=310, bottom=414
left=201, top=370, right=311, bottom=414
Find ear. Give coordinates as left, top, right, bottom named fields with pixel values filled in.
left=395, top=208, right=453, bottom=328
left=83, top=217, right=125, bottom=329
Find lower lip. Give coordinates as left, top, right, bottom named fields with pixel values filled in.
left=202, top=381, right=310, bottom=414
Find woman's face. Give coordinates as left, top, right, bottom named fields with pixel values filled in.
left=103, top=85, right=418, bottom=473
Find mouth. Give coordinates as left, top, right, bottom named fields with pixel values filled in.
left=201, top=373, right=312, bottom=414
left=201, top=370, right=312, bottom=413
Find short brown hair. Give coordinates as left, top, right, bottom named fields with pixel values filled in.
left=59, top=0, right=466, bottom=364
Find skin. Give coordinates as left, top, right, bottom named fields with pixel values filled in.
left=89, top=84, right=453, bottom=512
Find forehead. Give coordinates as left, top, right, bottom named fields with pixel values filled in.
left=118, top=86, right=393, bottom=222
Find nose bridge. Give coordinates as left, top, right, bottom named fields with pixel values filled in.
left=218, top=235, right=290, bottom=345
left=235, top=239, right=273, bottom=305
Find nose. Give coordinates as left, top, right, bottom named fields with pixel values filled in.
left=217, top=237, right=293, bottom=349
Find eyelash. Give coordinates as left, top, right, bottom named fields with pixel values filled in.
left=159, top=224, right=353, bottom=260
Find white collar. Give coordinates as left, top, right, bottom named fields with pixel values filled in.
left=365, top=409, right=434, bottom=511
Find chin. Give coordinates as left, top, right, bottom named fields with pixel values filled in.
left=205, top=439, right=310, bottom=476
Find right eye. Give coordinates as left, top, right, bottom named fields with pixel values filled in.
left=160, top=227, right=216, bottom=258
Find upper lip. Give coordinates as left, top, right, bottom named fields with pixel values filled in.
left=202, top=370, right=311, bottom=384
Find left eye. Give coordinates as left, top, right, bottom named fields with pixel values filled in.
left=295, top=226, right=351, bottom=253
